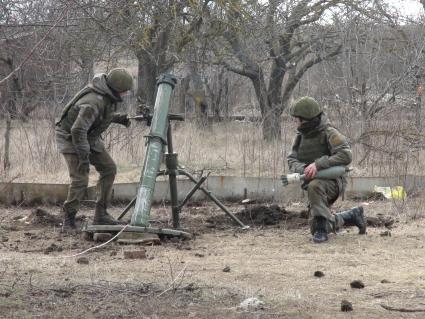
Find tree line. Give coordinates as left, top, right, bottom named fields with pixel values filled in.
left=1, top=0, right=424, bottom=142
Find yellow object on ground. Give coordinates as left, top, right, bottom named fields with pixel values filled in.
left=373, top=185, right=407, bottom=199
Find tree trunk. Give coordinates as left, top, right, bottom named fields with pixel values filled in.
left=136, top=54, right=157, bottom=109
left=359, top=82, right=372, bottom=157
left=213, top=70, right=225, bottom=121
left=205, top=70, right=226, bottom=122
left=251, top=72, right=282, bottom=140
left=223, top=77, right=229, bottom=120
left=415, top=95, right=422, bottom=130
left=187, top=55, right=209, bottom=127
left=178, top=76, right=190, bottom=114
left=359, top=114, right=372, bottom=165
left=415, top=81, right=423, bottom=129
left=262, top=109, right=282, bottom=141
left=4, top=57, right=20, bottom=119
left=3, top=114, right=11, bottom=174
left=267, top=60, right=285, bottom=108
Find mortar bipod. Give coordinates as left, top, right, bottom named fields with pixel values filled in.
left=117, top=116, right=249, bottom=230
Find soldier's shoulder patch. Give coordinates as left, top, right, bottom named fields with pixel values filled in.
left=329, top=131, right=345, bottom=146
left=80, top=105, right=97, bottom=119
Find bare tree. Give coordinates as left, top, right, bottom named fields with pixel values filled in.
left=200, top=1, right=357, bottom=139
left=300, top=1, right=425, bottom=173
left=0, top=0, right=88, bottom=119
left=192, top=0, right=412, bottom=140
left=78, top=0, right=209, bottom=108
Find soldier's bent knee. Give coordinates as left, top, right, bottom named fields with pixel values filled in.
left=307, top=179, right=321, bottom=195
left=102, top=163, right=117, bottom=177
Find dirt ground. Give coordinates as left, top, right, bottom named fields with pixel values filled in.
left=1, top=197, right=425, bottom=319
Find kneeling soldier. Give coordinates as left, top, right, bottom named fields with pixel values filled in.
left=287, top=97, right=366, bottom=243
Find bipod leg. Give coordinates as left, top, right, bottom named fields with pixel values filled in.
left=117, top=196, right=137, bottom=220
left=178, top=174, right=209, bottom=210
left=178, top=169, right=249, bottom=229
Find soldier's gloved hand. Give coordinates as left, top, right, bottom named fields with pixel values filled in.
left=114, top=114, right=131, bottom=128
left=77, top=155, right=90, bottom=175
left=146, top=116, right=152, bottom=127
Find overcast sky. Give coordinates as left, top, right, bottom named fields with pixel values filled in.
left=387, top=0, right=424, bottom=17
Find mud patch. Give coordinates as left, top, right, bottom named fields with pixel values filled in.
left=206, top=204, right=306, bottom=228
left=26, top=208, right=62, bottom=226
left=43, top=242, right=63, bottom=255
left=19, top=208, right=87, bottom=228
left=367, top=214, right=395, bottom=228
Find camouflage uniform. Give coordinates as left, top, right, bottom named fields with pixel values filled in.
left=287, top=116, right=352, bottom=234
left=56, top=70, right=132, bottom=230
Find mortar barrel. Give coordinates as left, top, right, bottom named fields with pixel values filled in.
left=131, top=74, right=177, bottom=226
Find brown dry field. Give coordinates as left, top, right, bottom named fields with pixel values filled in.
left=2, top=117, right=419, bottom=184
left=1, top=195, right=425, bottom=319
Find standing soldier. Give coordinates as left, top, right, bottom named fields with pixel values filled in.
left=287, top=97, right=366, bottom=243
left=56, top=68, right=133, bottom=232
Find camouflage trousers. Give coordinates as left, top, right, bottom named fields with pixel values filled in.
left=306, top=179, right=344, bottom=234
left=62, top=150, right=117, bottom=215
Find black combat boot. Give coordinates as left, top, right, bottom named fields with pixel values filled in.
left=313, top=217, right=328, bottom=243
left=62, top=208, right=77, bottom=232
left=92, top=203, right=123, bottom=225
left=337, top=206, right=366, bottom=234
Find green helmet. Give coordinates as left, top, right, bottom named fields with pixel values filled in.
left=289, top=96, right=322, bottom=120
left=106, top=68, right=133, bottom=93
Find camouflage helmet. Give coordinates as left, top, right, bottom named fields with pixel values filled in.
left=106, top=68, right=133, bottom=93
left=289, top=96, right=321, bottom=120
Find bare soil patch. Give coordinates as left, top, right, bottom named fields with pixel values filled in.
left=206, top=204, right=298, bottom=226
left=1, top=198, right=425, bottom=318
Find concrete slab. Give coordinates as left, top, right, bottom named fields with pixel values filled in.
left=0, top=175, right=421, bottom=205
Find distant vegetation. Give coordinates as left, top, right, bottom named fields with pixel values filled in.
left=0, top=0, right=424, bottom=179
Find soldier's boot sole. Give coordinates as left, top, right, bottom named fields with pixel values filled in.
left=313, top=231, right=329, bottom=243
left=353, top=206, right=367, bottom=235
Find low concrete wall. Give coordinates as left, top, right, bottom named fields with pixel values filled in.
left=0, top=175, right=422, bottom=205
left=0, top=183, right=70, bottom=205
left=109, top=176, right=303, bottom=203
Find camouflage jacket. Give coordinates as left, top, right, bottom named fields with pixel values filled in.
left=55, top=74, right=125, bottom=157
left=287, top=116, right=352, bottom=191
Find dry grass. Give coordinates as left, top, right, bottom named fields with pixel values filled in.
left=1, top=112, right=425, bottom=184
left=0, top=119, right=292, bottom=184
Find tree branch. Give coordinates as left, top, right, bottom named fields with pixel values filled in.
left=0, top=3, right=72, bottom=85
left=221, top=60, right=257, bottom=78
left=374, top=0, right=410, bottom=44
left=222, top=30, right=251, bottom=67
left=294, top=44, right=342, bottom=81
